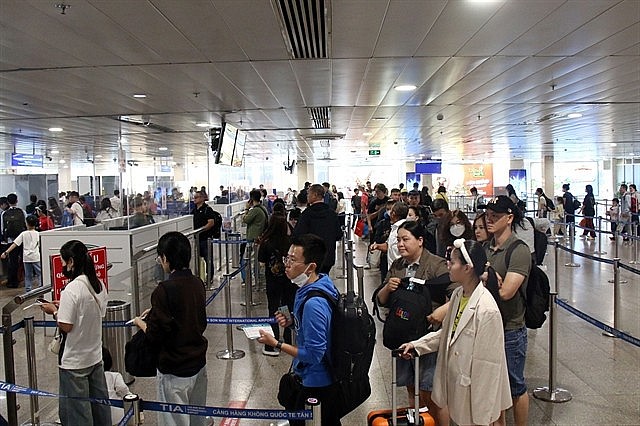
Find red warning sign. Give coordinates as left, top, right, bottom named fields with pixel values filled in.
left=51, top=247, right=109, bottom=301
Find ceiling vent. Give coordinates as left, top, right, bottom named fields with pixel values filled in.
left=308, top=106, right=330, bottom=129
left=113, top=116, right=176, bottom=133
left=275, top=0, right=330, bottom=59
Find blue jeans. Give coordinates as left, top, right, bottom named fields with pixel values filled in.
left=505, top=326, right=528, bottom=397
left=23, top=261, right=41, bottom=292
left=157, top=366, right=208, bottom=426
left=59, top=362, right=111, bottom=426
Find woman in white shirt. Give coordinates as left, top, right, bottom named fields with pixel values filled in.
left=42, top=240, right=111, bottom=425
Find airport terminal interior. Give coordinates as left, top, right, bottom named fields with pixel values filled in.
left=1, top=0, right=640, bottom=425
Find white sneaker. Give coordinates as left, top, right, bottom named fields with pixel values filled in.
left=262, top=347, right=280, bottom=356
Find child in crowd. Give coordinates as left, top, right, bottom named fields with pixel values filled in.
left=607, top=198, right=620, bottom=240
left=102, top=347, right=131, bottom=425
left=553, top=196, right=565, bottom=237
left=0, top=215, right=41, bottom=292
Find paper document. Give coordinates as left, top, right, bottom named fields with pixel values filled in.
left=242, top=324, right=274, bottom=339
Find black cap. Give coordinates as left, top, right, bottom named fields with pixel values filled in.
left=485, top=195, right=516, bottom=214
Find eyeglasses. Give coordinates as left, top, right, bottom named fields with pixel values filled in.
left=282, top=256, right=305, bottom=266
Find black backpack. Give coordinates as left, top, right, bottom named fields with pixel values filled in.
left=3, top=207, right=26, bottom=240
left=211, top=209, right=222, bottom=239
left=301, top=288, right=376, bottom=418
left=544, top=196, right=555, bottom=211
left=505, top=240, right=551, bottom=329
left=374, top=277, right=433, bottom=350
left=80, top=203, right=96, bottom=226
left=525, top=217, right=548, bottom=266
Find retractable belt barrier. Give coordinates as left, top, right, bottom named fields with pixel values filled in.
left=0, top=381, right=314, bottom=422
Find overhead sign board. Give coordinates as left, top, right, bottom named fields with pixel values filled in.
left=11, top=153, right=43, bottom=167
left=368, top=149, right=381, bottom=156
left=50, top=246, right=109, bottom=300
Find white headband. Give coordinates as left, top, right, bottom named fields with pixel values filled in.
left=453, top=238, right=474, bottom=268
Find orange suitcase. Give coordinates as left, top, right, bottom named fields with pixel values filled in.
left=367, top=351, right=435, bottom=426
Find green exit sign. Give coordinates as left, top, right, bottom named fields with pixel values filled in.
left=368, top=149, right=381, bottom=156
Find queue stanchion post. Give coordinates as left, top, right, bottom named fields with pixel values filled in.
left=217, top=238, right=223, bottom=272
left=123, top=393, right=142, bottom=425
left=355, top=265, right=365, bottom=299
left=306, top=397, right=321, bottom=426
left=604, top=258, right=624, bottom=337
left=241, top=244, right=260, bottom=310
left=565, top=221, right=580, bottom=268
left=630, top=223, right=639, bottom=264
left=2, top=308, right=18, bottom=425
left=217, top=274, right=245, bottom=360
left=594, top=216, right=606, bottom=255
left=533, top=292, right=572, bottom=403
left=207, top=237, right=214, bottom=288
left=336, top=231, right=347, bottom=280
left=24, top=316, right=40, bottom=425
left=554, top=241, right=560, bottom=293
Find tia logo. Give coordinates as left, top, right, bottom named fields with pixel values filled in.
left=394, top=307, right=410, bottom=321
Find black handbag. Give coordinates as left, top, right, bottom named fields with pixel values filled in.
left=277, top=371, right=302, bottom=409
left=124, top=328, right=157, bottom=377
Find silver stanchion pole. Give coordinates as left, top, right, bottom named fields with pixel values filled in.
left=392, top=356, right=398, bottom=426
left=224, top=238, right=231, bottom=276
left=123, top=393, right=142, bottom=425
left=630, top=223, right=639, bottom=264
left=207, top=237, right=214, bottom=289
left=336, top=232, right=347, bottom=280
left=241, top=244, right=260, bottom=310
left=533, top=292, right=572, bottom=403
left=345, top=213, right=353, bottom=241
left=604, top=258, right=623, bottom=337
left=217, top=274, right=245, bottom=360
left=306, top=397, right=322, bottom=426
left=355, top=265, right=365, bottom=299
left=565, top=222, right=580, bottom=267
left=217, top=239, right=223, bottom=272
left=593, top=216, right=606, bottom=255
left=24, top=316, right=40, bottom=426
left=554, top=241, right=560, bottom=294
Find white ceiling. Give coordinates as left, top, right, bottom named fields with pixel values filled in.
left=1, top=0, right=639, bottom=168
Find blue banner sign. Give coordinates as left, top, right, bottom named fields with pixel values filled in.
left=11, top=153, right=43, bottom=167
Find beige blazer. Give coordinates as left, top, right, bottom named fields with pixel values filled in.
left=410, top=284, right=512, bottom=425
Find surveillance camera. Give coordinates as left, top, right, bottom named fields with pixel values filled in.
left=394, top=141, right=398, bottom=145
left=436, top=113, right=444, bottom=121
left=113, top=158, right=117, bottom=162
left=266, top=156, right=269, bottom=160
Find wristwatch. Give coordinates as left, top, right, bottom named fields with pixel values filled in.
left=275, top=340, right=283, bottom=350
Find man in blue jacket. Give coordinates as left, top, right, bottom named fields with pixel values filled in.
left=259, top=234, right=341, bottom=425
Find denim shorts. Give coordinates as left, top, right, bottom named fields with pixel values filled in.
left=505, top=326, right=528, bottom=397
left=396, top=352, right=437, bottom=391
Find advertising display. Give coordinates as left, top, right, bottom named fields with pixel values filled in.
left=463, top=164, right=493, bottom=195
left=509, top=169, right=528, bottom=198
left=51, top=246, right=109, bottom=300
left=406, top=172, right=420, bottom=189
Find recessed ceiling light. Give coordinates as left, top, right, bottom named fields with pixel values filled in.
left=50, top=150, right=59, bottom=154
left=159, top=147, right=168, bottom=151
left=394, top=84, right=417, bottom=92
left=567, top=113, right=582, bottom=119
left=59, top=159, right=65, bottom=164
left=610, top=143, right=617, bottom=147
left=63, top=165, right=69, bottom=169
left=133, top=94, right=147, bottom=98
left=196, top=122, right=210, bottom=128
left=363, top=132, right=373, bottom=136
left=49, top=127, right=63, bottom=132
left=95, top=154, right=103, bottom=158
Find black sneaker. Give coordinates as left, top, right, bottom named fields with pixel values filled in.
left=262, top=346, right=280, bottom=357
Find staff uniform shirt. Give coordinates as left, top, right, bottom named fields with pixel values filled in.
left=484, top=234, right=531, bottom=330
left=13, top=229, right=40, bottom=262
left=57, top=275, right=108, bottom=369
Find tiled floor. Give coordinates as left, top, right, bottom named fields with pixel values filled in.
left=1, top=236, right=638, bottom=425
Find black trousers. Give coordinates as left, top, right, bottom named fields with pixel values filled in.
left=288, top=382, right=342, bottom=426
left=265, top=276, right=297, bottom=344
left=7, top=245, right=22, bottom=288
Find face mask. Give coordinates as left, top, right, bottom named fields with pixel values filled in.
left=450, top=223, right=465, bottom=237
left=291, top=268, right=310, bottom=287
left=62, top=266, right=74, bottom=279
left=406, top=216, right=416, bottom=222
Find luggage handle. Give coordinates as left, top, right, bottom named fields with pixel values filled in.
left=391, top=349, right=421, bottom=426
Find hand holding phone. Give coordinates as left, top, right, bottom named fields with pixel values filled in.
left=36, top=298, right=50, bottom=304
left=277, top=305, right=291, bottom=323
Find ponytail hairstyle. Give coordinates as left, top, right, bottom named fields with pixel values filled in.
left=59, top=240, right=103, bottom=293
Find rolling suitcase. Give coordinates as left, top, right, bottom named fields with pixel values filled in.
left=367, top=350, right=436, bottom=426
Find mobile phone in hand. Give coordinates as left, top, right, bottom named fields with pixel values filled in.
left=36, top=298, right=50, bottom=304
left=277, top=305, right=291, bottom=322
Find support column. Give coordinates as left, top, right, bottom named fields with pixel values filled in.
left=543, top=155, right=555, bottom=196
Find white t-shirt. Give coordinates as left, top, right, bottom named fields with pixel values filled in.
left=514, top=219, right=535, bottom=254
left=387, top=219, right=406, bottom=269
left=70, top=202, right=84, bottom=226
left=105, top=371, right=129, bottom=423
left=14, top=229, right=40, bottom=262
left=57, top=275, right=108, bottom=370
